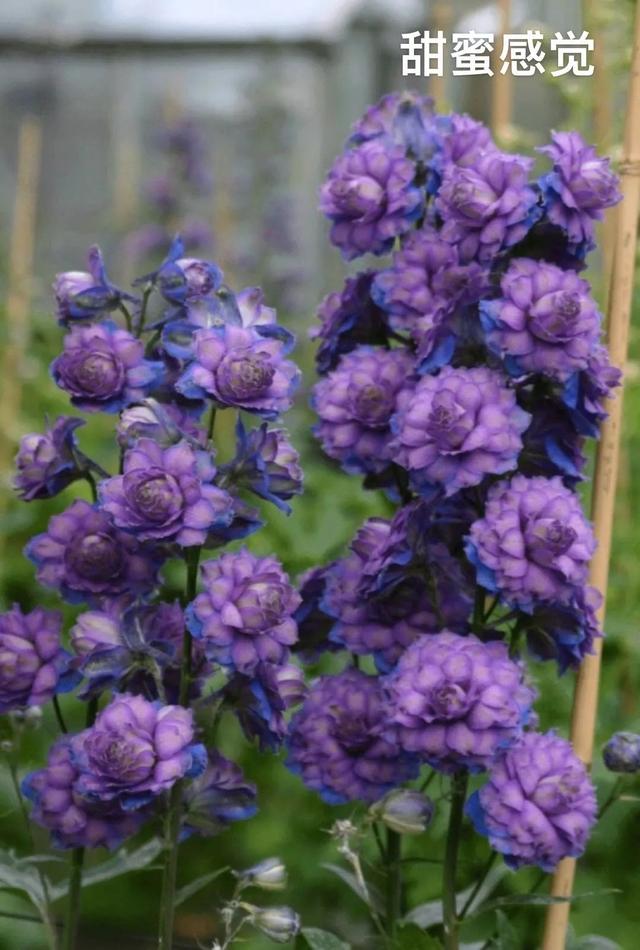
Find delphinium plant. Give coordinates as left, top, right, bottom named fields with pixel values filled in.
left=1, top=236, right=305, bottom=949
left=291, top=92, right=624, bottom=948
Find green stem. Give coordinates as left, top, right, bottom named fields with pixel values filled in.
left=472, top=588, right=485, bottom=633
left=385, top=829, right=402, bottom=941
left=61, top=849, right=83, bottom=950
left=157, top=546, right=202, bottom=950
left=52, top=696, right=68, bottom=734
left=207, top=406, right=217, bottom=443
left=459, top=851, right=497, bottom=920
left=118, top=303, right=133, bottom=333
left=442, top=771, right=468, bottom=950
left=83, top=471, right=98, bottom=503
left=136, top=285, right=153, bottom=338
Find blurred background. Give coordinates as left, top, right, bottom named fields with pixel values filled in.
left=0, top=1, right=638, bottom=947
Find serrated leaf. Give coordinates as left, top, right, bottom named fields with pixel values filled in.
left=300, top=926, right=351, bottom=950
left=174, top=866, right=229, bottom=907
left=394, top=924, right=442, bottom=949
left=50, top=838, right=164, bottom=902
left=404, top=864, right=507, bottom=928
left=321, top=863, right=383, bottom=912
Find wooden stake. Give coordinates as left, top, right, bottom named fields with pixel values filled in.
left=0, top=116, right=42, bottom=478
left=542, top=4, right=640, bottom=948
left=430, top=3, right=451, bottom=109
left=491, top=0, right=512, bottom=143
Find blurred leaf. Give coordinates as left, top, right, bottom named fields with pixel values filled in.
left=567, top=933, right=622, bottom=950
left=468, top=889, right=620, bottom=919
left=404, top=864, right=507, bottom=928
left=51, top=838, right=164, bottom=902
left=321, top=863, right=383, bottom=912
left=300, top=926, right=351, bottom=949
left=174, top=866, right=229, bottom=907
left=0, top=849, right=50, bottom=917
left=494, top=910, right=519, bottom=950
left=394, top=924, right=442, bottom=948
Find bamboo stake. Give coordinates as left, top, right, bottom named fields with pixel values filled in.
left=542, top=4, right=640, bottom=948
left=430, top=3, right=451, bottom=109
left=491, top=0, right=512, bottom=143
left=0, top=116, right=42, bottom=477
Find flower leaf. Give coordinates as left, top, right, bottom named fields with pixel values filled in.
left=0, top=849, right=51, bottom=917
left=50, top=838, right=164, bottom=902
left=320, top=863, right=383, bottom=912
left=174, top=866, right=230, bottom=907
left=467, top=889, right=620, bottom=920
left=300, top=926, right=351, bottom=950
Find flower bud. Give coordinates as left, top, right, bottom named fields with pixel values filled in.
left=603, top=732, right=640, bottom=773
left=371, top=789, right=434, bottom=835
left=251, top=905, right=300, bottom=944
left=236, top=857, right=287, bottom=891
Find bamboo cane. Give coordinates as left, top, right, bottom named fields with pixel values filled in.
left=430, top=2, right=451, bottom=109
left=491, top=0, right=512, bottom=143
left=541, top=3, right=640, bottom=948
left=0, top=116, right=42, bottom=476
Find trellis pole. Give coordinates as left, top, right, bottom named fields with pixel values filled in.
left=491, top=0, right=512, bottom=142
left=542, top=3, right=640, bottom=947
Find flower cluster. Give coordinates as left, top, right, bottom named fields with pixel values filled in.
left=299, top=92, right=621, bottom=874
left=13, top=235, right=303, bottom=862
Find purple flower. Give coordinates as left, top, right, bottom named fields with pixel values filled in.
left=467, top=731, right=597, bottom=870
left=384, top=631, right=536, bottom=772
left=466, top=475, right=596, bottom=610
left=522, top=585, right=601, bottom=673
left=117, top=400, right=207, bottom=450
left=221, top=419, right=303, bottom=514
left=181, top=749, right=257, bottom=837
left=53, top=247, right=132, bottom=323
left=14, top=416, right=85, bottom=501
left=0, top=606, right=76, bottom=712
left=224, top=662, right=306, bottom=751
left=320, top=140, right=423, bottom=260
left=440, top=114, right=496, bottom=169
left=519, top=401, right=587, bottom=484
left=312, top=346, right=415, bottom=475
left=392, top=366, right=531, bottom=496
left=292, top=566, right=339, bottom=660
left=287, top=668, right=418, bottom=804
left=538, top=131, right=621, bottom=254
left=27, top=500, right=160, bottom=603
left=52, top=322, right=163, bottom=413
left=323, top=517, right=471, bottom=671
left=349, top=91, right=444, bottom=163
left=176, top=324, right=299, bottom=419
left=71, top=693, right=206, bottom=810
left=436, top=150, right=540, bottom=262
left=480, top=259, right=602, bottom=381
left=99, top=439, right=233, bottom=547
left=186, top=550, right=300, bottom=673
left=603, top=732, right=640, bottom=774
left=142, top=235, right=223, bottom=304
left=562, top=344, right=622, bottom=437
left=22, top=737, right=148, bottom=850
left=311, top=272, right=390, bottom=375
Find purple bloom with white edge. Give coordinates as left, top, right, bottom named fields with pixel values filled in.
left=311, top=272, right=390, bottom=375
left=116, top=399, right=207, bottom=450
left=187, top=550, right=300, bottom=673
left=392, top=366, right=531, bottom=497
left=320, top=140, right=423, bottom=260
left=99, top=439, right=233, bottom=547
left=221, top=418, right=302, bottom=513
left=384, top=631, right=536, bottom=772
left=522, top=585, right=601, bottom=673
left=287, top=668, right=418, bottom=804
left=181, top=749, right=257, bottom=838
left=562, top=343, right=622, bottom=437
left=312, top=346, right=415, bottom=475
left=436, top=150, right=540, bottom=262
left=175, top=324, right=300, bottom=419
left=52, top=322, right=164, bottom=414
left=349, top=91, right=444, bottom=163
left=0, top=606, right=77, bottom=713
left=480, top=259, right=602, bottom=381
left=14, top=416, right=85, bottom=501
left=22, top=737, right=148, bottom=850
left=466, top=475, right=596, bottom=610
left=27, top=500, right=160, bottom=603
left=71, top=693, right=206, bottom=811
left=53, top=246, right=133, bottom=324
left=224, top=662, right=306, bottom=751
left=538, top=131, right=621, bottom=254
left=440, top=114, right=496, bottom=169
left=466, top=731, right=597, bottom=870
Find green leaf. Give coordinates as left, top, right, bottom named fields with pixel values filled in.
left=300, top=926, right=351, bottom=950
left=0, top=849, right=50, bottom=917
left=394, top=924, right=442, bottom=949
left=404, top=864, right=507, bottom=928
left=567, top=935, right=622, bottom=950
left=467, top=888, right=620, bottom=919
left=50, top=837, right=164, bottom=902
left=494, top=910, right=519, bottom=950
left=320, top=863, right=383, bottom=912
left=174, top=866, right=230, bottom=907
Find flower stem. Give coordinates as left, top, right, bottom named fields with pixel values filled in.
left=157, top=545, right=201, bottom=950
left=61, top=848, right=83, bottom=950
left=385, top=829, right=402, bottom=941
left=442, top=771, right=468, bottom=950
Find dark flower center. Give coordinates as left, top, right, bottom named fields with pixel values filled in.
left=217, top=354, right=276, bottom=401
left=351, top=383, right=394, bottom=427
left=130, top=472, right=183, bottom=522
left=184, top=262, right=216, bottom=296
left=71, top=351, right=124, bottom=398
left=431, top=683, right=469, bottom=718
left=526, top=517, right=577, bottom=566
left=237, top=581, right=285, bottom=631
left=67, top=531, right=124, bottom=580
